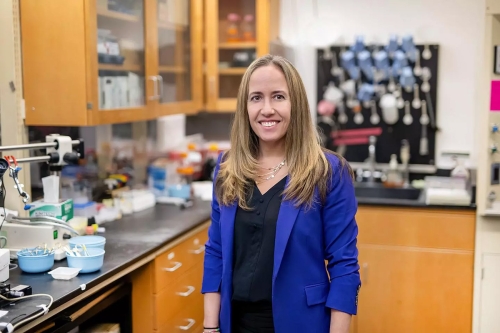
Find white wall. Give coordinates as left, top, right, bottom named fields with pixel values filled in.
left=279, top=0, right=485, bottom=168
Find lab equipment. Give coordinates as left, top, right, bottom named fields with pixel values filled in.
left=340, top=50, right=356, bottom=71
left=392, top=50, right=408, bottom=75
left=351, top=35, right=365, bottom=53
left=399, top=67, right=416, bottom=91
left=424, top=176, right=471, bottom=206
left=374, top=50, right=389, bottom=71
left=0, top=250, right=9, bottom=282
left=0, top=135, right=84, bottom=258
left=357, top=83, right=375, bottom=103
left=357, top=50, right=373, bottom=74
left=386, top=35, right=399, bottom=55
left=402, top=35, right=416, bottom=54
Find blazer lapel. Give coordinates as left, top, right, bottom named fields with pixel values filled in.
left=273, top=181, right=301, bottom=282
left=220, top=201, right=237, bottom=269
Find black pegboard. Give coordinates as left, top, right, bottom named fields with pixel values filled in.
left=317, top=45, right=439, bottom=166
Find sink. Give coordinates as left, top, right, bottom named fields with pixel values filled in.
left=354, top=184, right=422, bottom=201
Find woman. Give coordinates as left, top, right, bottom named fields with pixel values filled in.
left=201, top=54, right=360, bottom=333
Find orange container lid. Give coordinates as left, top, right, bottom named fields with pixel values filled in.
left=177, top=166, right=194, bottom=175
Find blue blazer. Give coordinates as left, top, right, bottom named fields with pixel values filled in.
left=202, top=152, right=361, bottom=333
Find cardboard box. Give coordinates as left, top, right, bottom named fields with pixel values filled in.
left=29, top=199, right=73, bottom=221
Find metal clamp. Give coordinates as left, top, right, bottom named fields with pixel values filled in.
left=3, top=156, right=31, bottom=210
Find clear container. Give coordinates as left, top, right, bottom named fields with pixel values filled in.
left=74, top=201, right=98, bottom=218
left=166, top=151, right=185, bottom=186
left=424, top=176, right=467, bottom=191
left=168, top=166, right=194, bottom=200
left=226, top=13, right=241, bottom=42
left=241, top=14, right=255, bottom=42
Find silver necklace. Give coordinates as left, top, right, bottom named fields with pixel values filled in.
left=256, top=159, right=286, bottom=184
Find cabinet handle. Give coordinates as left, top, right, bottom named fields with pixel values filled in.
left=178, top=318, right=196, bottom=330
left=148, top=76, right=159, bottom=100
left=362, top=263, right=368, bottom=284
left=176, top=286, right=195, bottom=297
left=163, top=261, right=182, bottom=272
left=156, top=75, right=164, bottom=103
left=188, top=245, right=205, bottom=255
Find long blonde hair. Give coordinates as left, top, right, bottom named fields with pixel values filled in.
left=216, top=54, right=351, bottom=210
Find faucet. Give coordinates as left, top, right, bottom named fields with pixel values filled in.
left=400, top=139, right=410, bottom=187
left=368, top=135, right=377, bottom=184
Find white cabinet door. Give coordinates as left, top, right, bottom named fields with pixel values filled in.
left=480, top=254, right=500, bottom=333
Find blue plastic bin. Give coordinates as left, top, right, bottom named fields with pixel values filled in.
left=66, top=248, right=105, bottom=273
left=17, top=249, right=55, bottom=273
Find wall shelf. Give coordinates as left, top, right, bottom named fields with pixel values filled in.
left=158, top=22, right=186, bottom=31
left=97, top=9, right=139, bottom=22
left=159, top=66, right=186, bottom=73
left=219, top=67, right=246, bottom=75
left=98, top=63, right=143, bottom=72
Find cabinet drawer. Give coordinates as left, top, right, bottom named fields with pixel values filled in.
left=356, top=207, right=475, bottom=250
left=154, top=264, right=203, bottom=330
left=157, top=295, right=203, bottom=333
left=154, top=227, right=208, bottom=293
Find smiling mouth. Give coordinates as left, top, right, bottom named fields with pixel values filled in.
left=259, top=121, right=280, bottom=128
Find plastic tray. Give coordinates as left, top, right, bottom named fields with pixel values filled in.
left=48, top=267, right=82, bottom=280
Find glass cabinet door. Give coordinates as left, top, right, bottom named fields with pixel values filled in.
left=206, top=0, right=268, bottom=111
left=157, top=0, right=192, bottom=104
left=217, top=0, right=256, bottom=101
left=96, top=0, right=147, bottom=110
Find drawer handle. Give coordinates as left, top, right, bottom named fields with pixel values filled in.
left=163, top=261, right=182, bottom=272
left=188, top=245, right=205, bottom=255
left=178, top=318, right=196, bottom=330
left=176, top=286, right=195, bottom=297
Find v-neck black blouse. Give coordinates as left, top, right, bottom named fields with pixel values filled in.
left=232, top=176, right=287, bottom=303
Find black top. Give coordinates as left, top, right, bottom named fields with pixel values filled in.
left=232, top=177, right=287, bottom=303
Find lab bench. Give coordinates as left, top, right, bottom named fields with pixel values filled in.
left=7, top=200, right=212, bottom=333
left=4, top=197, right=476, bottom=333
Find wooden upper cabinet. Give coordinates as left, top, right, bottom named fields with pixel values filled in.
left=154, top=0, right=204, bottom=116
left=204, top=0, right=271, bottom=112
left=20, top=0, right=90, bottom=126
left=20, top=0, right=203, bottom=126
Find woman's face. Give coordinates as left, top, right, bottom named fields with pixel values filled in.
left=247, top=65, right=291, bottom=146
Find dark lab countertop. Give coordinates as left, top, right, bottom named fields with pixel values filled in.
left=6, top=200, right=212, bottom=330
left=356, top=196, right=476, bottom=210
left=4, top=192, right=475, bottom=330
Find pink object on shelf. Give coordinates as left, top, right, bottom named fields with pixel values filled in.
left=244, top=14, right=254, bottom=22
left=491, top=81, right=500, bottom=111
left=227, top=13, right=240, bottom=22
left=317, top=100, right=335, bottom=116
